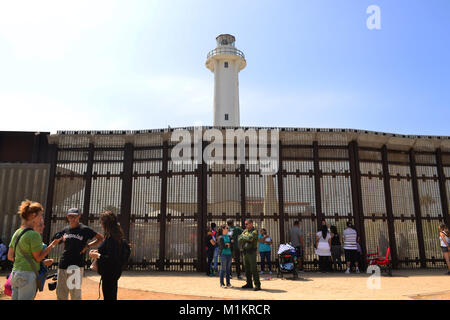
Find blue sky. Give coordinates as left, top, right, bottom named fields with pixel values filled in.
left=0, top=0, right=449, bottom=135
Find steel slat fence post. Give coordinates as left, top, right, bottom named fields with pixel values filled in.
left=82, top=143, right=94, bottom=226
left=240, top=162, right=246, bottom=226
left=348, top=141, right=367, bottom=270
left=436, top=148, right=450, bottom=226
left=120, top=143, right=133, bottom=242
left=158, top=140, right=169, bottom=271
left=313, top=141, right=323, bottom=225
left=277, top=140, right=285, bottom=243
left=409, top=149, right=427, bottom=268
left=197, top=140, right=207, bottom=272
left=43, top=144, right=57, bottom=244
left=381, top=145, right=399, bottom=269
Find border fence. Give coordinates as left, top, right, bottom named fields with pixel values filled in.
left=2, top=127, right=449, bottom=272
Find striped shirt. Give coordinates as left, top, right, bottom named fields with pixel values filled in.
left=343, top=228, right=358, bottom=250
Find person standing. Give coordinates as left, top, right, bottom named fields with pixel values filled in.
left=343, top=221, right=360, bottom=274
left=34, top=217, right=56, bottom=269
left=238, top=219, right=261, bottom=291
left=7, top=200, right=59, bottom=300
left=205, top=229, right=216, bottom=276
left=211, top=223, right=219, bottom=275
left=217, top=225, right=233, bottom=288
left=0, top=239, right=8, bottom=271
left=315, top=225, right=332, bottom=272
left=289, top=221, right=304, bottom=272
left=330, top=225, right=343, bottom=272
left=438, top=223, right=450, bottom=275
left=258, top=228, right=272, bottom=275
left=89, top=211, right=127, bottom=300
left=53, top=208, right=103, bottom=300
left=227, top=219, right=243, bottom=280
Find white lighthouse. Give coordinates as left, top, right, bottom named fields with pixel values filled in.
left=206, top=34, right=246, bottom=127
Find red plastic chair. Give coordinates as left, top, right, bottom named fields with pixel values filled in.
left=368, top=247, right=392, bottom=276
left=365, top=246, right=379, bottom=264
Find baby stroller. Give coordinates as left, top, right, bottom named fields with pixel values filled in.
left=277, top=243, right=298, bottom=279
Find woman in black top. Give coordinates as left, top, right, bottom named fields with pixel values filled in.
left=89, top=211, right=124, bottom=300
left=330, top=225, right=343, bottom=272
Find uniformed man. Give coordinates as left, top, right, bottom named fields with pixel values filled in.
left=238, top=219, right=261, bottom=291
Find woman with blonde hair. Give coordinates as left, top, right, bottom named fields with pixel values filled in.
left=7, top=200, right=60, bottom=300
left=438, top=223, right=450, bottom=275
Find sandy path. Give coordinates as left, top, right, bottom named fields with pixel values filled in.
left=1, top=269, right=449, bottom=300
left=86, top=269, right=450, bottom=300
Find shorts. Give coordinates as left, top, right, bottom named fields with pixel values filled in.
left=441, top=246, right=449, bottom=253
left=295, top=246, right=303, bottom=258
left=344, top=249, right=358, bottom=264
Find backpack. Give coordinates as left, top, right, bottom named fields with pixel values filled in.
left=119, top=239, right=131, bottom=270
left=230, top=226, right=243, bottom=251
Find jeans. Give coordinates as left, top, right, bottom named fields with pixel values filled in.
left=232, top=250, right=242, bottom=277
left=206, top=249, right=214, bottom=275
left=10, top=271, right=37, bottom=300
left=101, top=274, right=121, bottom=300
left=219, top=254, right=232, bottom=286
left=331, top=245, right=343, bottom=271
left=56, top=267, right=84, bottom=300
left=318, top=256, right=332, bottom=272
left=259, top=251, right=272, bottom=272
left=213, top=247, right=219, bottom=272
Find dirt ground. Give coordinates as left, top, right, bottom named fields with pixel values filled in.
left=0, top=275, right=222, bottom=300
left=1, top=269, right=449, bottom=300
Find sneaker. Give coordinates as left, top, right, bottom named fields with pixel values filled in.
left=355, top=268, right=360, bottom=274
left=253, top=286, right=261, bottom=291
left=242, top=284, right=253, bottom=289
left=221, top=284, right=227, bottom=288
left=227, top=283, right=232, bottom=288
left=345, top=269, right=350, bottom=274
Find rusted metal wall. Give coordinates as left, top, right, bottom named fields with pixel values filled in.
left=0, top=164, right=50, bottom=244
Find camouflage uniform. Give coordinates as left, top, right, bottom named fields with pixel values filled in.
left=238, top=227, right=261, bottom=288
left=229, top=225, right=244, bottom=277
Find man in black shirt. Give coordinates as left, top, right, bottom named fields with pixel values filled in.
left=205, top=229, right=215, bottom=276
left=53, top=208, right=103, bottom=300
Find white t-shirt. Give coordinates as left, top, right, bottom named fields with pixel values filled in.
left=440, top=232, right=450, bottom=247
left=315, top=231, right=331, bottom=256
left=343, top=228, right=358, bottom=250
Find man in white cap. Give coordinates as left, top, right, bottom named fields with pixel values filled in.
left=53, top=208, right=103, bottom=300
